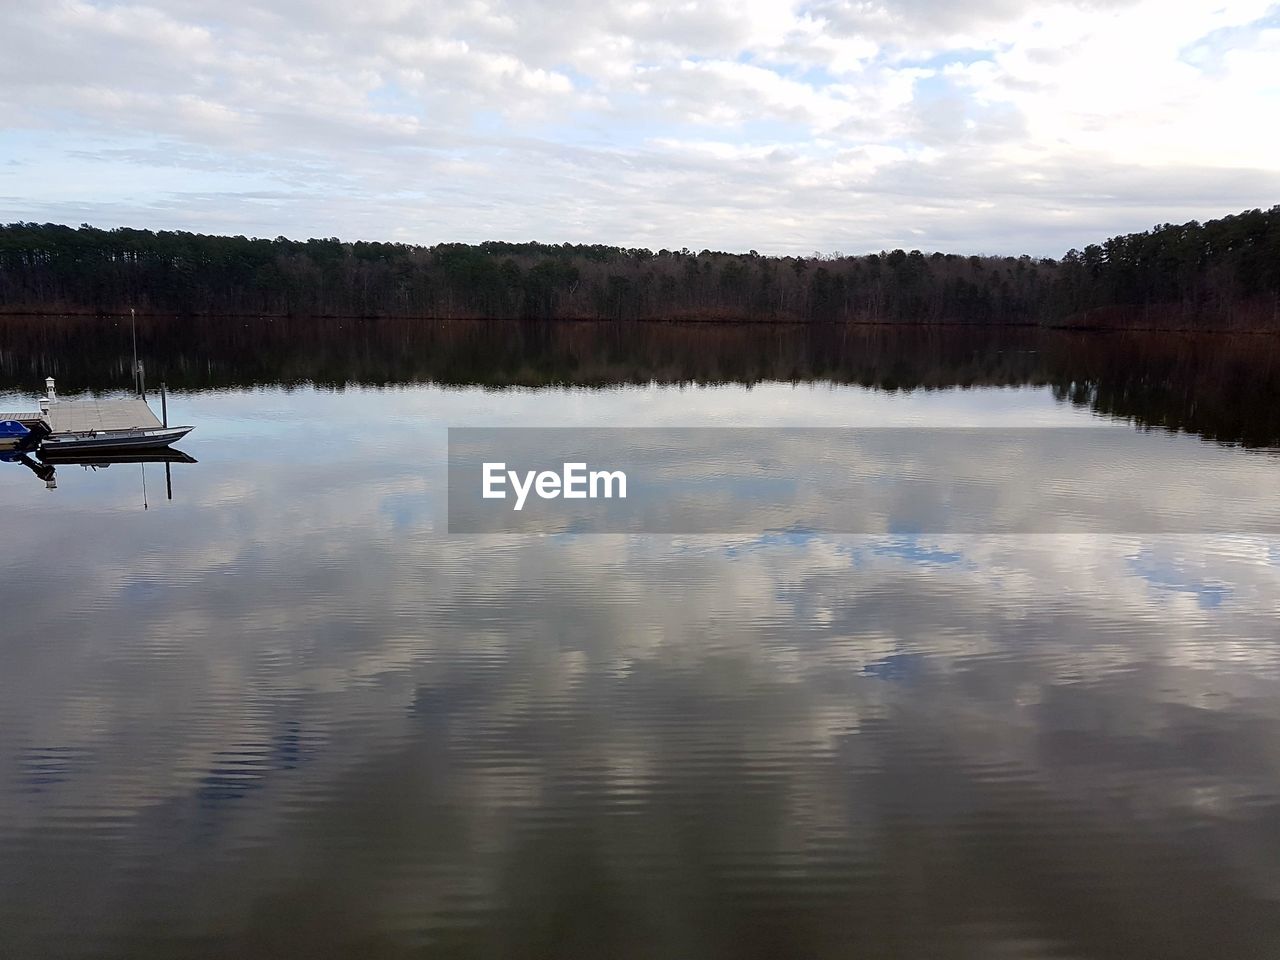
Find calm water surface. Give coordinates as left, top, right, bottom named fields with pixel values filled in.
left=1, top=320, right=1279, bottom=959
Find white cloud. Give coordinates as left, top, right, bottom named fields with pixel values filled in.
left=0, top=0, right=1277, bottom=254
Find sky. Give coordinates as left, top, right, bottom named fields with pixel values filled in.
left=1, top=0, right=1278, bottom=256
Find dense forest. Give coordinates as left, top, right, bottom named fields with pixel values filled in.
left=1, top=207, right=1278, bottom=329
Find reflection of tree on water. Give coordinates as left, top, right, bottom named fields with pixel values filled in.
left=2, top=315, right=1279, bottom=445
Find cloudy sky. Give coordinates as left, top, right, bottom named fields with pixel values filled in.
left=1, top=0, right=1278, bottom=255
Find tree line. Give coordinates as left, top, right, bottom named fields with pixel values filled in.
left=0, top=206, right=1277, bottom=329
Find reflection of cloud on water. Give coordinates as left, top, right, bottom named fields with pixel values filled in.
left=1127, top=547, right=1233, bottom=609
left=861, top=653, right=925, bottom=684
left=2, top=384, right=1280, bottom=952
left=723, top=527, right=825, bottom=556
left=725, top=531, right=973, bottom=572
left=864, top=536, right=968, bottom=568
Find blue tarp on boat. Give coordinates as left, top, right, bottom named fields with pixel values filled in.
left=0, top=420, right=31, bottom=438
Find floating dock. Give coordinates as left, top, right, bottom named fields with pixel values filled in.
left=10, top=379, right=168, bottom=433
left=7, top=379, right=191, bottom=455
left=4, top=379, right=193, bottom=493
left=43, top=397, right=163, bottom=433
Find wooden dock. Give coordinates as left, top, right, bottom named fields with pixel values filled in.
left=45, top=398, right=163, bottom=433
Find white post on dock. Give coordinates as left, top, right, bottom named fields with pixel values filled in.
left=41, top=377, right=56, bottom=414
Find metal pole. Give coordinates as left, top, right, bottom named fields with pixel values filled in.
left=131, top=308, right=139, bottom=395
left=161, top=382, right=168, bottom=427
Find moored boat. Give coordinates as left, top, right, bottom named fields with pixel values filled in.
left=25, top=376, right=195, bottom=454
left=0, top=420, right=31, bottom=452
left=0, top=419, right=47, bottom=454
left=38, top=425, right=194, bottom=454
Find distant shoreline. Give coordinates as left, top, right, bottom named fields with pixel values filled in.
left=4, top=308, right=1279, bottom=335
left=4, top=208, right=1277, bottom=332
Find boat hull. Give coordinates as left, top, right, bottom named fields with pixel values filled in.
left=38, top=448, right=198, bottom=466
left=39, top=426, right=194, bottom=454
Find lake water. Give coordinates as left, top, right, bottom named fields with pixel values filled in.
left=2, top=318, right=1280, bottom=959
